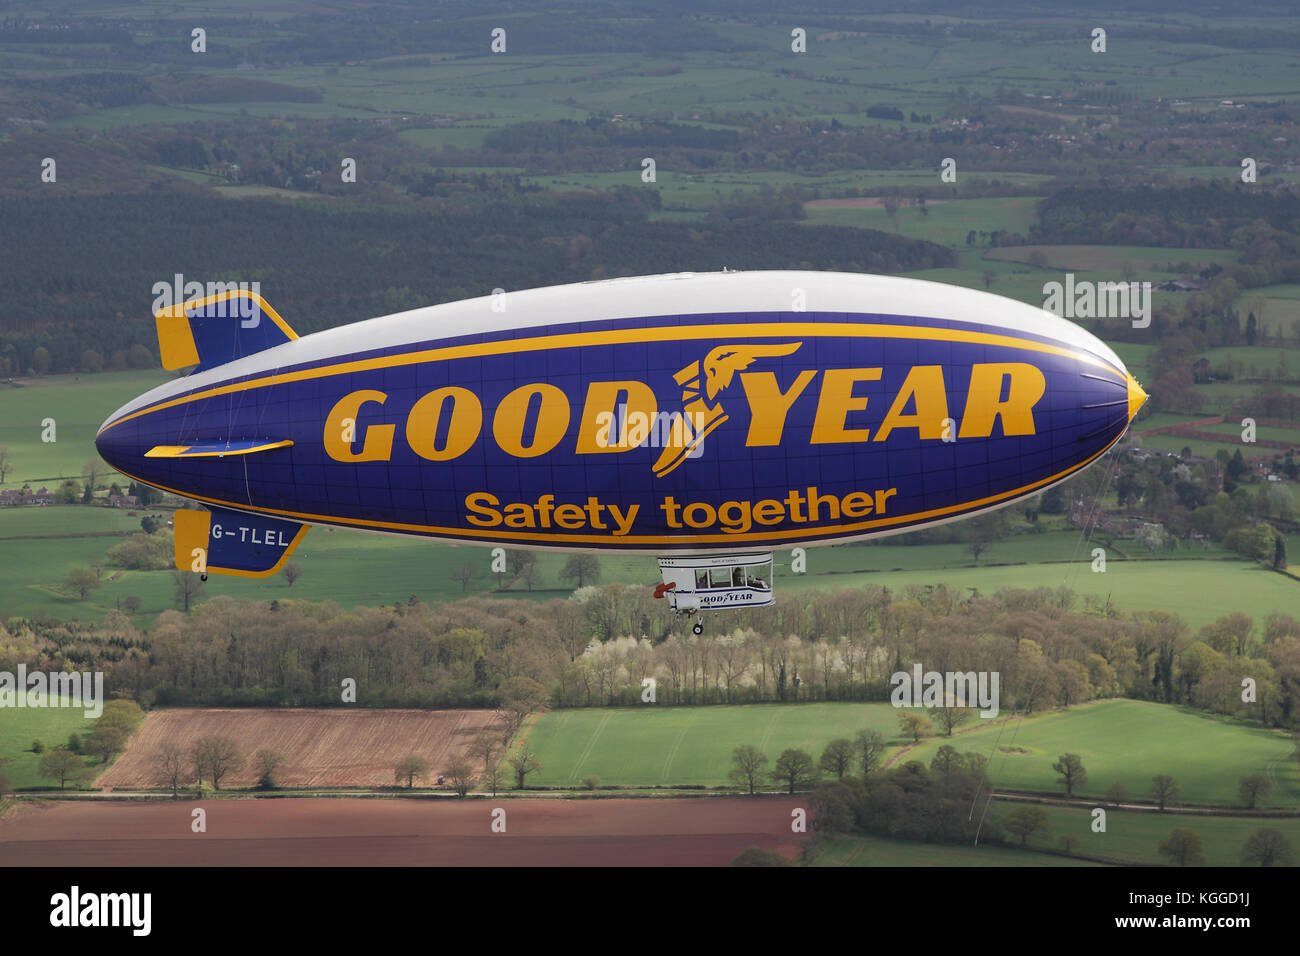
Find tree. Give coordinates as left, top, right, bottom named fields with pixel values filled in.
left=581, top=774, right=600, bottom=791
left=58, top=479, right=79, bottom=504
left=1040, top=486, right=1065, bottom=514
left=483, top=759, right=506, bottom=797
left=82, top=459, right=101, bottom=495
left=0, top=446, right=11, bottom=483
left=173, top=571, right=205, bottom=612
left=153, top=742, right=188, bottom=797
left=1053, top=753, right=1087, bottom=798
left=733, top=846, right=794, bottom=867
left=729, top=745, right=769, bottom=795
left=505, top=550, right=536, bottom=588
left=192, top=735, right=245, bottom=790
left=930, top=744, right=962, bottom=781
left=85, top=724, right=128, bottom=763
left=933, top=707, right=973, bottom=737
left=518, top=560, right=543, bottom=592
left=819, top=738, right=854, bottom=779
left=469, top=732, right=502, bottom=774
left=1158, top=828, right=1204, bottom=866
left=898, top=712, right=934, bottom=743
left=1003, top=806, right=1051, bottom=847
left=64, top=566, right=101, bottom=601
left=122, top=595, right=142, bottom=613
left=39, top=749, right=90, bottom=790
left=771, top=748, right=819, bottom=795
left=445, top=760, right=475, bottom=797
left=1240, top=828, right=1295, bottom=867
left=129, top=482, right=157, bottom=507
left=395, top=754, right=430, bottom=789
left=254, top=749, right=285, bottom=789
left=498, top=676, right=549, bottom=742
left=1151, top=774, right=1180, bottom=811
left=1237, top=774, right=1272, bottom=809
left=560, top=555, right=601, bottom=589
left=1106, top=782, right=1129, bottom=807
left=964, top=511, right=1008, bottom=565
left=855, top=728, right=886, bottom=777
left=67, top=733, right=82, bottom=754
left=508, top=748, right=541, bottom=789
left=99, top=700, right=144, bottom=734
left=450, top=562, right=476, bottom=593
left=283, top=562, right=302, bottom=587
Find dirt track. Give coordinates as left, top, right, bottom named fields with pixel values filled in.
left=97, top=708, right=501, bottom=789
left=0, top=797, right=808, bottom=866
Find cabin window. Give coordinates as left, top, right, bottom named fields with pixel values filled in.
left=695, top=568, right=709, bottom=589
left=746, top=562, right=772, bottom=590
left=709, top=568, right=731, bottom=589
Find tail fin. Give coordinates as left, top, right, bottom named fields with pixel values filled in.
left=155, top=289, right=297, bottom=373
left=174, top=506, right=308, bottom=578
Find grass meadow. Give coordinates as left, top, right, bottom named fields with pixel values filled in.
left=904, top=699, right=1299, bottom=808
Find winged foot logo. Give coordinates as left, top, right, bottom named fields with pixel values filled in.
left=649, top=343, right=802, bottom=476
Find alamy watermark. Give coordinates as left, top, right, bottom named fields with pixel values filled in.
left=151, top=274, right=262, bottom=326
left=593, top=403, right=708, bottom=454
left=890, top=665, right=1000, bottom=718
left=50, top=886, right=150, bottom=936
left=0, top=665, right=103, bottom=718
left=1043, top=273, right=1151, bottom=328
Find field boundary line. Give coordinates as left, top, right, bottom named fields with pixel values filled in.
left=568, top=711, right=613, bottom=782
left=757, top=708, right=782, bottom=754
left=660, top=712, right=698, bottom=782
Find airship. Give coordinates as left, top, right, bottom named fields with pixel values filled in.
left=97, top=271, right=1146, bottom=633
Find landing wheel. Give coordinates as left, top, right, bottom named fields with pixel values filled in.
left=692, top=621, right=703, bottom=635
left=200, top=573, right=208, bottom=582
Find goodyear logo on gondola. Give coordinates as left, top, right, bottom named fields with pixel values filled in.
left=322, top=342, right=1046, bottom=475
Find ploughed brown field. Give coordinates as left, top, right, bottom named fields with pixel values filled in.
left=96, top=708, right=502, bottom=789
left=0, top=797, right=808, bottom=866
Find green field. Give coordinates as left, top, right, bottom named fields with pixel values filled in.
left=905, top=700, right=1299, bottom=807
left=0, top=371, right=171, bottom=490
left=1015, top=802, right=1300, bottom=866
left=521, top=702, right=902, bottom=788
left=802, top=196, right=1040, bottom=248
left=3, top=497, right=1296, bottom=630
left=808, top=560, right=1300, bottom=633
left=19, top=4, right=1300, bottom=135
left=0, top=707, right=100, bottom=790
left=810, top=832, right=1106, bottom=867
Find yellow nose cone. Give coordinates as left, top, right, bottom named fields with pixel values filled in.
left=1126, top=373, right=1148, bottom=423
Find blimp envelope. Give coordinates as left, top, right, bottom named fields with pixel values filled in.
left=98, top=271, right=1146, bottom=574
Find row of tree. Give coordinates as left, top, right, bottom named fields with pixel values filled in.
left=5, top=580, right=1300, bottom=727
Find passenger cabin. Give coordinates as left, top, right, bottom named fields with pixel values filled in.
left=656, top=553, right=775, bottom=630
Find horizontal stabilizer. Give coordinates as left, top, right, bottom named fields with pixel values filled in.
left=173, top=507, right=308, bottom=578
left=156, top=289, right=297, bottom=372
left=146, top=439, right=293, bottom=459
